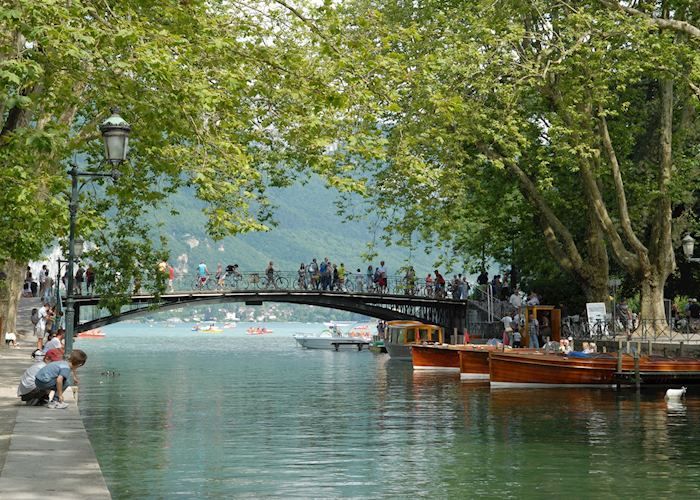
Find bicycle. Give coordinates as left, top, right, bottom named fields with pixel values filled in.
left=224, top=272, right=243, bottom=290
left=191, top=275, right=212, bottom=291
left=261, top=272, right=289, bottom=289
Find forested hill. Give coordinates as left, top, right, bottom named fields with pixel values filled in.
left=153, top=180, right=435, bottom=276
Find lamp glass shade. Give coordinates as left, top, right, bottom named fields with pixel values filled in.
left=99, top=108, right=131, bottom=164
left=682, top=234, right=695, bottom=259
left=73, top=238, right=84, bottom=259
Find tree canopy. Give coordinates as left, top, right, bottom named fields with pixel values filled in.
left=0, top=0, right=364, bottom=320
left=307, top=0, right=700, bottom=319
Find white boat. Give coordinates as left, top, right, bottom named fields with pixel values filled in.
left=294, top=326, right=370, bottom=350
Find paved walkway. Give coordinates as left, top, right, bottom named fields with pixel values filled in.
left=0, top=311, right=111, bottom=498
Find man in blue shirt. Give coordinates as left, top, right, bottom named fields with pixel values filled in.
left=197, top=261, right=209, bottom=289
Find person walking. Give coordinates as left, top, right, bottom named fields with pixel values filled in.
left=38, top=264, right=48, bottom=298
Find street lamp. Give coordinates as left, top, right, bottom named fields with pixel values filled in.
left=64, top=108, right=130, bottom=354
left=682, top=235, right=700, bottom=263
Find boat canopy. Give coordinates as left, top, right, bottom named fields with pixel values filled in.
left=386, top=321, right=443, bottom=344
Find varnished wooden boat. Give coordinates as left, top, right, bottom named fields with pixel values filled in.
left=411, top=344, right=463, bottom=372
left=459, top=348, right=493, bottom=380
left=490, top=350, right=700, bottom=388
left=489, top=352, right=630, bottom=387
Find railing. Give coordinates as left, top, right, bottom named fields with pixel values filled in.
left=562, top=317, right=700, bottom=344
left=471, top=285, right=515, bottom=321
left=141, top=271, right=468, bottom=300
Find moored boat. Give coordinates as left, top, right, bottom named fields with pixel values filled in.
left=384, top=321, right=443, bottom=360
left=294, top=324, right=369, bottom=350
left=489, top=351, right=630, bottom=388
left=490, top=350, right=700, bottom=388
left=411, top=344, right=464, bottom=372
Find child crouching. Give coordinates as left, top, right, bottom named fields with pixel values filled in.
left=34, top=349, right=87, bottom=409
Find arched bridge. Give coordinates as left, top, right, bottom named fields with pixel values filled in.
left=72, top=288, right=469, bottom=335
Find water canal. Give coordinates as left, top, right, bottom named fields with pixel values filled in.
left=78, top=323, right=700, bottom=498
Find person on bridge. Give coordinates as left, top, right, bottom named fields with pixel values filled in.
left=338, top=263, right=346, bottom=291
left=298, top=263, right=307, bottom=289
left=434, top=270, right=446, bottom=298
left=320, top=259, right=329, bottom=290
left=265, top=261, right=276, bottom=288
left=354, top=268, right=364, bottom=292
left=425, top=273, right=434, bottom=297
left=366, top=265, right=374, bottom=291
left=197, top=261, right=209, bottom=289
left=377, top=261, right=387, bottom=292
left=168, top=263, right=175, bottom=292
left=215, top=263, right=225, bottom=288
left=308, top=258, right=319, bottom=289
left=332, top=264, right=339, bottom=290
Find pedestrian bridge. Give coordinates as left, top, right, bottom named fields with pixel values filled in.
left=72, top=289, right=468, bottom=334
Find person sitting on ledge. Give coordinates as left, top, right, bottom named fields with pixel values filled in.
left=33, top=349, right=87, bottom=409
left=42, top=329, right=65, bottom=353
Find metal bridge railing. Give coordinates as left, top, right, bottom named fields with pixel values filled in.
left=561, top=317, right=700, bottom=344
left=154, top=271, right=467, bottom=300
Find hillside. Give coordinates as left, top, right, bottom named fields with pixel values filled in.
left=152, top=179, right=436, bottom=277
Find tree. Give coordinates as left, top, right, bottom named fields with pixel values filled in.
left=311, top=0, right=700, bottom=322
left=0, top=0, right=361, bottom=338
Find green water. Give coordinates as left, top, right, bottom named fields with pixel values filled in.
left=78, top=323, right=700, bottom=499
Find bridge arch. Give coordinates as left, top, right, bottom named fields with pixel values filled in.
left=73, top=291, right=468, bottom=335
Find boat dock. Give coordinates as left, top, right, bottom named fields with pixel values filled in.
left=331, top=341, right=370, bottom=351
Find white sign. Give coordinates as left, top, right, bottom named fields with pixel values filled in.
left=586, top=302, right=607, bottom=331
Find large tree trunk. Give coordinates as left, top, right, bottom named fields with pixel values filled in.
left=639, top=276, right=667, bottom=322
left=0, top=260, right=25, bottom=342
left=580, top=273, right=609, bottom=304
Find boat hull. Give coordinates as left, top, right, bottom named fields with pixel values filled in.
left=489, top=352, right=622, bottom=387
left=385, top=342, right=413, bottom=360
left=294, top=335, right=369, bottom=350
left=411, top=345, right=460, bottom=372
left=459, top=349, right=491, bottom=380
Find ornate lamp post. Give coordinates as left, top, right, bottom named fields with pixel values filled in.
left=64, top=108, right=130, bottom=354
left=682, top=235, right=700, bottom=263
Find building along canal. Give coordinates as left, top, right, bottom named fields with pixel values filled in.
left=77, top=322, right=700, bottom=498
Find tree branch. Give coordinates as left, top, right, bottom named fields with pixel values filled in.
left=495, top=153, right=586, bottom=272
left=599, top=1, right=700, bottom=40
left=577, top=156, right=641, bottom=274
left=598, top=111, right=648, bottom=256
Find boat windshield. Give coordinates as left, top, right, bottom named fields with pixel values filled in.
left=389, top=327, right=406, bottom=344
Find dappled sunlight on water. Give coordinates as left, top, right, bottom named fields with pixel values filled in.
left=78, top=323, right=700, bottom=498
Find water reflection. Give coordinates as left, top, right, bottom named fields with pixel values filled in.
left=79, top=324, right=700, bottom=499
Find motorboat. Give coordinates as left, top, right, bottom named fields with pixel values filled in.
left=384, top=321, right=443, bottom=360
left=294, top=325, right=370, bottom=350
left=223, top=322, right=237, bottom=329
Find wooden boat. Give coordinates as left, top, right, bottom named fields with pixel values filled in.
left=384, top=321, right=443, bottom=361
left=489, top=351, right=635, bottom=387
left=411, top=344, right=463, bottom=372
left=459, top=347, right=494, bottom=380
left=490, top=350, right=700, bottom=387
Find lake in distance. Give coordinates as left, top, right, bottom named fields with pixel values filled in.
left=76, top=322, right=700, bottom=499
